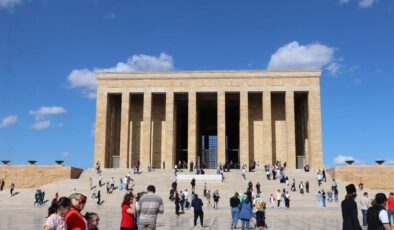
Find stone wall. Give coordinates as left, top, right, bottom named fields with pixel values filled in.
left=0, top=165, right=83, bottom=189
left=327, top=165, right=394, bottom=191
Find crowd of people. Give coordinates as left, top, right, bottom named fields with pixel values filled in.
left=2, top=160, right=393, bottom=229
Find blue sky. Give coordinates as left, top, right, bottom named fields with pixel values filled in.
left=1, top=0, right=393, bottom=169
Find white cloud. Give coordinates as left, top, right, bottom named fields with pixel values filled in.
left=326, top=62, right=342, bottom=75
left=29, top=106, right=66, bottom=130
left=29, top=106, right=67, bottom=120
left=62, top=152, right=71, bottom=157
left=0, top=0, right=23, bottom=10
left=359, top=0, right=376, bottom=8
left=340, top=0, right=377, bottom=8
left=67, top=53, right=174, bottom=99
left=31, top=120, right=50, bottom=130
left=267, top=41, right=336, bottom=73
left=0, top=115, right=17, bottom=128
left=386, top=160, right=394, bottom=165
left=333, top=154, right=358, bottom=165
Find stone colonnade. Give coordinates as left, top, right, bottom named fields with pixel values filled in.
left=94, top=89, right=322, bottom=169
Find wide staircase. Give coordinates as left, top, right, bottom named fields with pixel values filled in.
left=0, top=167, right=383, bottom=229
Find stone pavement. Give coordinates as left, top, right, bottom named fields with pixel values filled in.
left=0, top=168, right=392, bottom=229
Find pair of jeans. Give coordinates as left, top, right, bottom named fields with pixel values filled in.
left=241, top=220, right=250, bottom=230
left=194, top=210, right=204, bottom=226
left=388, top=210, right=394, bottom=224
left=361, top=209, right=368, bottom=226
left=231, top=207, right=239, bottom=226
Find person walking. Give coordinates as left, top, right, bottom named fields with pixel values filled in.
left=322, top=189, right=326, bottom=209
left=305, top=181, right=309, bottom=193
left=206, top=190, right=212, bottom=208
left=65, top=193, right=88, bottom=230
left=10, top=183, right=14, bottom=196
left=120, top=193, right=136, bottom=230
left=359, top=192, right=370, bottom=227
left=136, top=185, right=164, bottom=230
left=275, top=190, right=281, bottom=207
left=44, top=197, right=71, bottom=230
left=317, top=191, right=323, bottom=209
left=334, top=188, right=339, bottom=203
left=238, top=191, right=254, bottom=230
left=98, top=174, right=102, bottom=187
left=191, top=178, right=196, bottom=192
left=285, top=191, right=290, bottom=208
left=256, top=182, right=261, bottom=194
left=367, top=193, right=391, bottom=230
left=96, top=190, right=101, bottom=205
left=191, top=194, right=204, bottom=227
left=269, top=194, right=275, bottom=208
left=230, top=192, right=240, bottom=229
left=299, top=181, right=304, bottom=195
left=213, top=190, right=220, bottom=209
left=254, top=194, right=267, bottom=229
left=241, top=167, right=246, bottom=180
left=341, top=184, right=362, bottom=230
left=174, top=192, right=181, bottom=216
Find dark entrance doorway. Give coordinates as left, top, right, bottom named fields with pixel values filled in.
left=197, top=93, right=217, bottom=169
left=225, top=93, right=240, bottom=168
left=175, top=93, right=188, bottom=166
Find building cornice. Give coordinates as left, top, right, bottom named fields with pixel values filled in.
left=96, top=70, right=321, bottom=80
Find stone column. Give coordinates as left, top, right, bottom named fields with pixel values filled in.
left=141, top=91, right=152, bottom=169
left=119, top=92, right=130, bottom=168
left=217, top=91, right=226, bottom=166
left=263, top=91, right=272, bottom=165
left=239, top=91, right=249, bottom=166
left=165, top=91, right=175, bottom=169
left=94, top=87, right=108, bottom=167
left=308, top=89, right=323, bottom=169
left=188, top=91, right=197, bottom=166
left=286, top=91, right=296, bottom=168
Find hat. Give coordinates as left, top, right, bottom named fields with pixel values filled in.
left=345, top=184, right=356, bottom=194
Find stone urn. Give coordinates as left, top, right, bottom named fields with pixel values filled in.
left=1, top=160, right=10, bottom=165
left=55, top=160, right=64, bottom=165
left=28, top=160, right=37, bottom=165
left=345, top=160, right=354, bottom=165
left=375, top=160, right=385, bottom=165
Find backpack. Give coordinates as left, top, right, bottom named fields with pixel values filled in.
left=367, top=205, right=385, bottom=230
left=255, top=200, right=265, bottom=210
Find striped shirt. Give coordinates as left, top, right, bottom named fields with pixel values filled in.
left=137, top=192, right=164, bottom=225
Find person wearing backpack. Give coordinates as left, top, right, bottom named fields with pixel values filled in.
left=253, top=194, right=267, bottom=229
left=367, top=193, right=391, bottom=230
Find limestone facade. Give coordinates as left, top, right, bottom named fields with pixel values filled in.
left=94, top=70, right=323, bottom=169
left=0, top=165, right=83, bottom=188
left=327, top=165, right=394, bottom=191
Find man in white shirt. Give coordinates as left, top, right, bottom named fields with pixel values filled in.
left=183, top=189, right=189, bottom=208
left=359, top=192, right=370, bottom=226
left=367, top=193, right=391, bottom=230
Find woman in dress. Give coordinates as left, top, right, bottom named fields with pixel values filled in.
left=43, top=197, right=71, bottom=230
